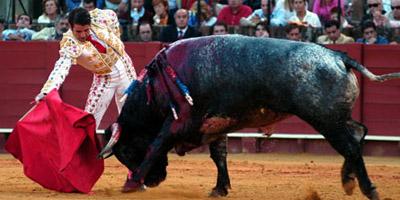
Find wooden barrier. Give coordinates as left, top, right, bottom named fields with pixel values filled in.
left=362, top=45, right=400, bottom=136
left=0, top=42, right=59, bottom=128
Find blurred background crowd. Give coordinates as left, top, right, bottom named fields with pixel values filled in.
left=1, top=0, right=400, bottom=44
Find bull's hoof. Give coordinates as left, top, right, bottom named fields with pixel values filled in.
left=342, top=179, right=356, bottom=195
left=145, top=177, right=165, bottom=188
left=366, top=189, right=380, bottom=200
left=209, top=187, right=228, bottom=197
left=121, top=178, right=146, bottom=193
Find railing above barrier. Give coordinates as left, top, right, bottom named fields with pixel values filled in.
left=1, top=128, right=399, bottom=142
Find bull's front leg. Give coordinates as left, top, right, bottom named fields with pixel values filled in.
left=209, top=135, right=231, bottom=197
left=123, top=116, right=176, bottom=192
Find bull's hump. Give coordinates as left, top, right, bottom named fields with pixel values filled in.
left=170, top=35, right=295, bottom=52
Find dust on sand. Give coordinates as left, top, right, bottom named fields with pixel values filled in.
left=0, top=153, right=399, bottom=200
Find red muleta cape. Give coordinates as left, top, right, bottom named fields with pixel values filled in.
left=5, top=89, right=104, bottom=193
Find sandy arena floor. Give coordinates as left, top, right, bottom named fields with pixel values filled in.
left=0, top=153, right=399, bottom=200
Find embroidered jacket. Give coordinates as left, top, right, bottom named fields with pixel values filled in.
left=40, top=9, right=135, bottom=95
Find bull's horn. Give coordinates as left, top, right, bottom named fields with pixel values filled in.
left=97, top=123, right=121, bottom=159
left=119, top=94, right=128, bottom=103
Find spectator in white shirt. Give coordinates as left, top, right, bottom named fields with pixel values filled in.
left=289, top=0, right=321, bottom=28
left=38, top=0, right=60, bottom=24
left=386, top=0, right=400, bottom=27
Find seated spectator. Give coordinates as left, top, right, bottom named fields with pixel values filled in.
left=106, top=0, right=136, bottom=23
left=356, top=20, right=389, bottom=44
left=137, top=20, right=154, bottom=41
left=119, top=0, right=154, bottom=25
left=389, top=32, right=400, bottom=44
left=217, top=0, right=253, bottom=25
left=317, top=20, right=354, bottom=44
left=188, top=0, right=217, bottom=26
left=65, top=0, right=104, bottom=12
left=363, top=0, right=384, bottom=21
left=362, top=0, right=390, bottom=27
left=105, top=0, right=127, bottom=11
left=270, top=0, right=294, bottom=27
left=152, top=0, right=171, bottom=25
left=159, top=9, right=202, bottom=42
left=274, top=0, right=296, bottom=26
left=246, top=0, right=271, bottom=25
left=386, top=0, right=400, bottom=27
left=181, top=0, right=215, bottom=10
left=245, top=0, right=284, bottom=26
left=2, top=14, right=36, bottom=41
left=289, top=0, right=322, bottom=28
left=83, top=0, right=97, bottom=11
left=214, top=1, right=227, bottom=16
left=383, top=0, right=393, bottom=13
left=210, top=21, right=228, bottom=35
left=373, top=7, right=391, bottom=27
left=330, top=7, right=352, bottom=28
left=312, top=0, right=344, bottom=25
left=38, top=0, right=61, bottom=24
left=168, top=0, right=179, bottom=15
left=0, top=18, right=5, bottom=41
left=285, top=23, right=302, bottom=41
left=32, top=15, right=70, bottom=41
left=254, top=21, right=270, bottom=37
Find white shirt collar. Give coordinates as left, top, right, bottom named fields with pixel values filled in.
left=176, top=26, right=188, bottom=35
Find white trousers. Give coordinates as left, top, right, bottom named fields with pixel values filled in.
left=84, top=59, right=133, bottom=129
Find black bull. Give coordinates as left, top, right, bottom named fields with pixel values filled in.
left=99, top=35, right=400, bottom=199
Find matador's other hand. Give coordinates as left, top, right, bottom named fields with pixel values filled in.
left=34, top=93, right=47, bottom=103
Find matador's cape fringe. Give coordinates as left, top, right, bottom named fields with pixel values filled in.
left=121, top=46, right=193, bottom=120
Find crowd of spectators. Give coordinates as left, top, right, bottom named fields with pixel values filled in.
left=1, top=0, right=400, bottom=44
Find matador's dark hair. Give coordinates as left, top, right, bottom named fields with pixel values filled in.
left=68, top=7, right=91, bottom=28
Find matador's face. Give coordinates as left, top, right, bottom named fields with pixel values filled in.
left=72, top=24, right=91, bottom=42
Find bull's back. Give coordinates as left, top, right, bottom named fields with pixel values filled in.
left=166, top=35, right=359, bottom=119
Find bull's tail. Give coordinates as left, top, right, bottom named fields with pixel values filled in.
left=341, top=53, right=400, bottom=82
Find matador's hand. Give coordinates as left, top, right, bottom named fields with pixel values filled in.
left=34, top=93, right=47, bottom=103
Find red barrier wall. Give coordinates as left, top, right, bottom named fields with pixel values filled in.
left=362, top=45, right=400, bottom=136
left=0, top=42, right=399, bottom=137
left=0, top=42, right=59, bottom=127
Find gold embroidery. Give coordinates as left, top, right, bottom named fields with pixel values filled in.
left=56, top=9, right=128, bottom=75
left=60, top=32, right=82, bottom=60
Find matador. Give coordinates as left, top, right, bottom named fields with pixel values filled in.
left=35, top=8, right=136, bottom=129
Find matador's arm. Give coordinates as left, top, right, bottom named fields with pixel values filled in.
left=35, top=35, right=82, bottom=102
